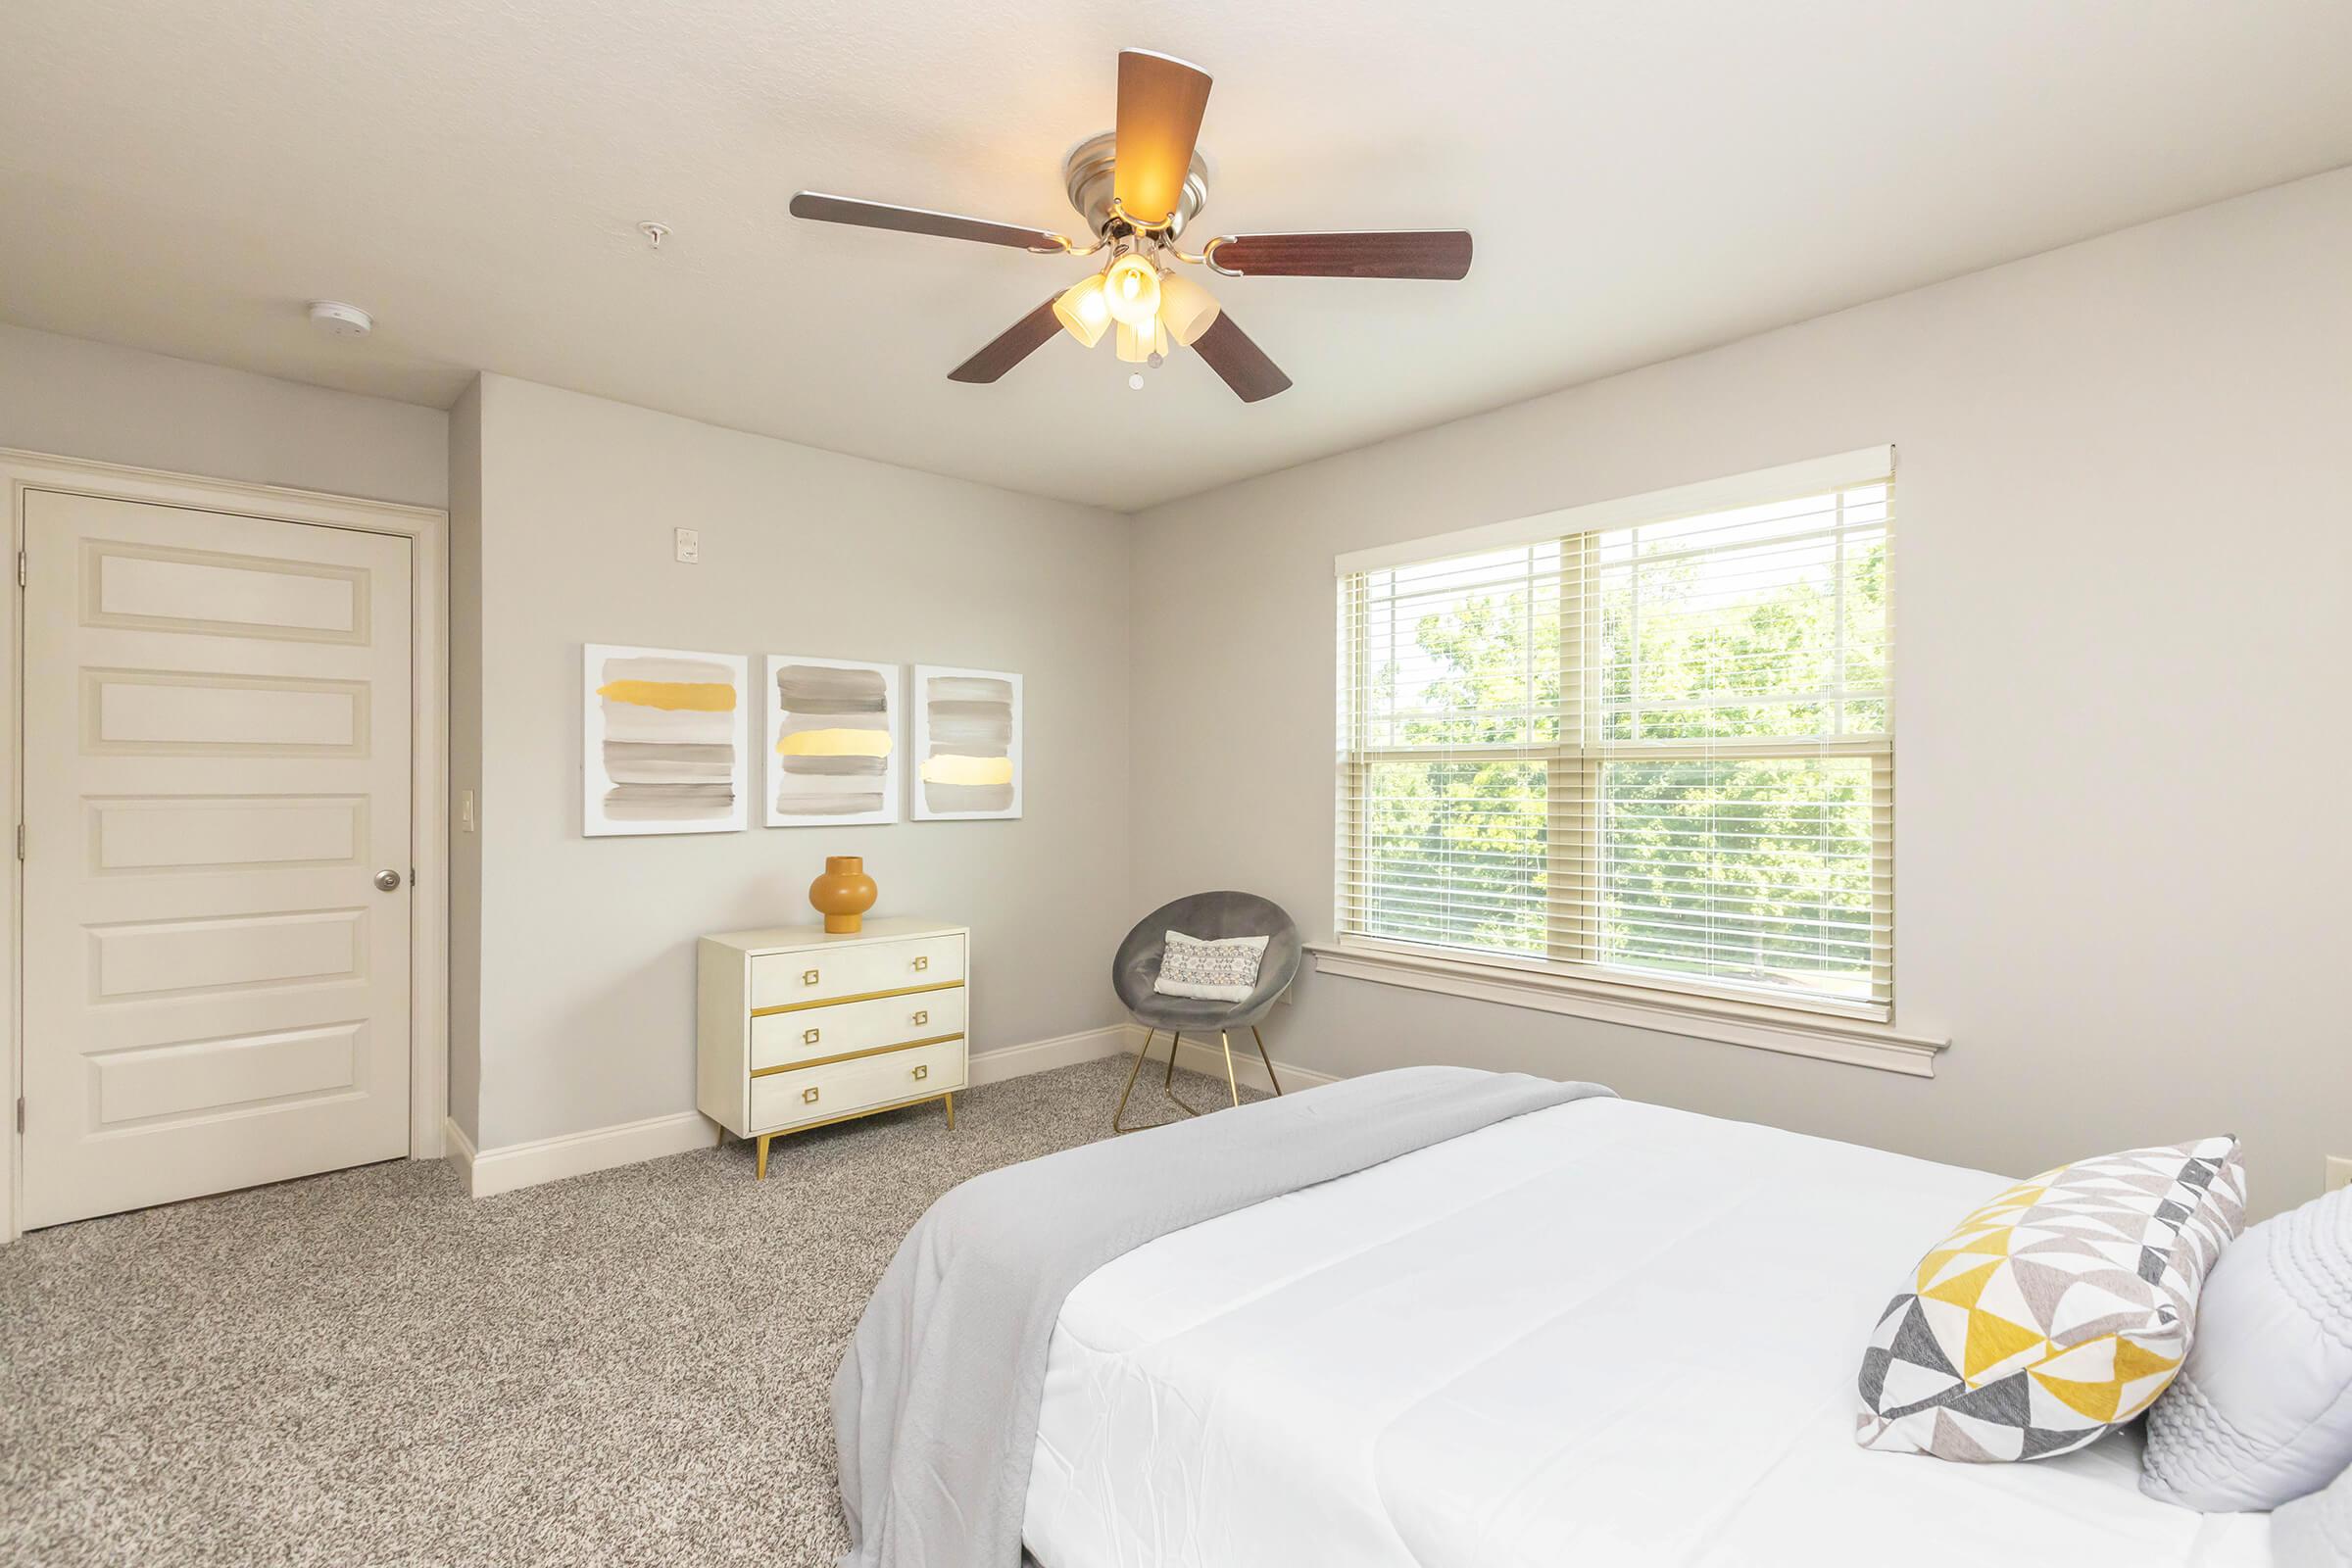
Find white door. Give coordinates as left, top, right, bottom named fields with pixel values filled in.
left=20, top=489, right=413, bottom=1228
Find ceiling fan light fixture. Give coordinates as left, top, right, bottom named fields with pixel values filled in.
left=789, top=48, right=1469, bottom=400
left=1156, top=270, right=1221, bottom=346
left=1053, top=274, right=1111, bottom=348
left=1102, top=252, right=1162, bottom=328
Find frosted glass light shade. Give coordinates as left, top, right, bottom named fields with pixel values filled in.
left=1114, top=317, right=1169, bottom=364
left=1103, top=253, right=1161, bottom=328
left=1157, top=271, right=1221, bottom=346
left=1053, top=275, right=1110, bottom=348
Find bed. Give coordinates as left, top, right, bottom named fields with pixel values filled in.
left=1020, top=1097, right=2271, bottom=1567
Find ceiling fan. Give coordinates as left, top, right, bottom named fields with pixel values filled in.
left=789, top=48, right=1473, bottom=403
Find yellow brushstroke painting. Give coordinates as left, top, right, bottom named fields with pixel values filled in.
left=920, top=755, right=1014, bottom=787
left=597, top=679, right=738, bottom=712
left=777, top=727, right=894, bottom=758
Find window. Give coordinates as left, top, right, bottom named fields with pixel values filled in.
left=1336, top=450, right=1893, bottom=1021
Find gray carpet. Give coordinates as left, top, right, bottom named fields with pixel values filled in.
left=0, top=1054, right=1265, bottom=1567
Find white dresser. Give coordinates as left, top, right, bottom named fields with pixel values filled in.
left=697, top=917, right=970, bottom=1177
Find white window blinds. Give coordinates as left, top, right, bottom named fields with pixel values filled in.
left=1337, top=450, right=1894, bottom=1019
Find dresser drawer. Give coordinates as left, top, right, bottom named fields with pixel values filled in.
left=749, top=934, right=966, bottom=1011
left=751, top=986, right=966, bottom=1074
left=750, top=1038, right=966, bottom=1132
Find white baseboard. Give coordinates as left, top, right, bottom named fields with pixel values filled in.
left=1144, top=1025, right=1341, bottom=1096
left=966, top=1023, right=1132, bottom=1085
left=461, top=1108, right=717, bottom=1200
left=968, top=1022, right=1339, bottom=1098
left=449, top=1022, right=1342, bottom=1200
left=441, top=1115, right=477, bottom=1191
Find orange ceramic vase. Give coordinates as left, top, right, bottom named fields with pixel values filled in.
left=808, top=856, right=878, bottom=934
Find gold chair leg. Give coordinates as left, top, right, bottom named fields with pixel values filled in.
left=945, top=1092, right=955, bottom=1130
left=1251, top=1025, right=1282, bottom=1096
left=756, top=1134, right=771, bottom=1181
left=1218, top=1030, right=1241, bottom=1107
left=1111, top=1028, right=1156, bottom=1134
left=1161, top=1029, right=1203, bottom=1118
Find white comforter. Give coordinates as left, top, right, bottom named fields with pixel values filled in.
left=1022, top=1097, right=2270, bottom=1567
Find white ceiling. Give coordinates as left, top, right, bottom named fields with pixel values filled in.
left=5, top=2, right=2350, bottom=512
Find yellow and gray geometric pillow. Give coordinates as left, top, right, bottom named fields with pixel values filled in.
left=1856, top=1138, right=2245, bottom=1462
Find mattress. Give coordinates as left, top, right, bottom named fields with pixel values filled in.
left=1022, top=1097, right=2271, bottom=1567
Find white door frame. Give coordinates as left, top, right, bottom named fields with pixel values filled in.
left=0, top=449, right=450, bottom=1242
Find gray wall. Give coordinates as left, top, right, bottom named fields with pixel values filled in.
left=466, top=375, right=1131, bottom=1150
left=445, top=381, right=484, bottom=1142
left=0, top=322, right=447, bottom=506
left=1127, top=168, right=2352, bottom=1218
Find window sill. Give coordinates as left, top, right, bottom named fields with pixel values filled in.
left=1304, top=941, right=1949, bottom=1078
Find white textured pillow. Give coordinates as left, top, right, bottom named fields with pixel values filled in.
left=2140, top=1184, right=2352, bottom=1512
left=1152, top=931, right=1269, bottom=1002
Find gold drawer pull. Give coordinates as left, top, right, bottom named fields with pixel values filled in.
left=911, top=1009, right=929, bottom=1026
left=912, top=955, right=929, bottom=972
left=803, top=1027, right=821, bottom=1046
left=911, top=1064, right=929, bottom=1081
left=803, top=1086, right=820, bottom=1104
left=803, top=968, right=821, bottom=986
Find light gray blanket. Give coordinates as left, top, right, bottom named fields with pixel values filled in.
left=832, top=1064, right=1615, bottom=1568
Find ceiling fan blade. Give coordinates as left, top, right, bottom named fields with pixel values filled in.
left=1210, top=230, right=1473, bottom=280
left=948, top=296, right=1065, bottom=383
left=1190, top=313, right=1292, bottom=403
left=1113, top=49, right=1212, bottom=226
left=790, top=192, right=1064, bottom=252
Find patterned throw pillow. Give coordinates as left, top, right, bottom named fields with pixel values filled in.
left=1152, top=931, right=1270, bottom=1002
left=1856, top=1138, right=2245, bottom=1463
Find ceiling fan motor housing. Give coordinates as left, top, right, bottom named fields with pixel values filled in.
left=1061, top=131, right=1210, bottom=239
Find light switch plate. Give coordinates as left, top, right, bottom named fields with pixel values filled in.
left=674, top=527, right=700, bottom=564
left=2327, top=1155, right=2352, bottom=1194
left=460, top=789, right=475, bottom=832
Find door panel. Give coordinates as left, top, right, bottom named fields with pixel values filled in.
left=22, top=489, right=413, bottom=1228
left=90, top=795, right=366, bottom=873
left=85, top=669, right=368, bottom=753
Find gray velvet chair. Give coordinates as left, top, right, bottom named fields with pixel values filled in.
left=1110, top=892, right=1301, bottom=1132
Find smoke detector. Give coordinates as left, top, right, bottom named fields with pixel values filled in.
left=307, top=301, right=373, bottom=338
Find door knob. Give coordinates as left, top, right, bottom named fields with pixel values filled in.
left=374, top=869, right=403, bottom=892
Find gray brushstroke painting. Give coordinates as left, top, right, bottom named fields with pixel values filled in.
left=920, top=671, right=1018, bottom=817
left=773, top=662, right=892, bottom=819
left=595, top=653, right=740, bottom=824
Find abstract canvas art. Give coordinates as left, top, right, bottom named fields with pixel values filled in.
left=764, top=655, right=899, bottom=826
left=582, top=644, right=747, bottom=836
left=911, top=665, right=1022, bottom=820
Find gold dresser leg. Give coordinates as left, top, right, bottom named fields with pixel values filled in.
left=1218, top=1030, right=1241, bottom=1106
left=1251, top=1025, right=1283, bottom=1096
left=945, top=1092, right=956, bottom=1130
left=756, top=1134, right=771, bottom=1181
